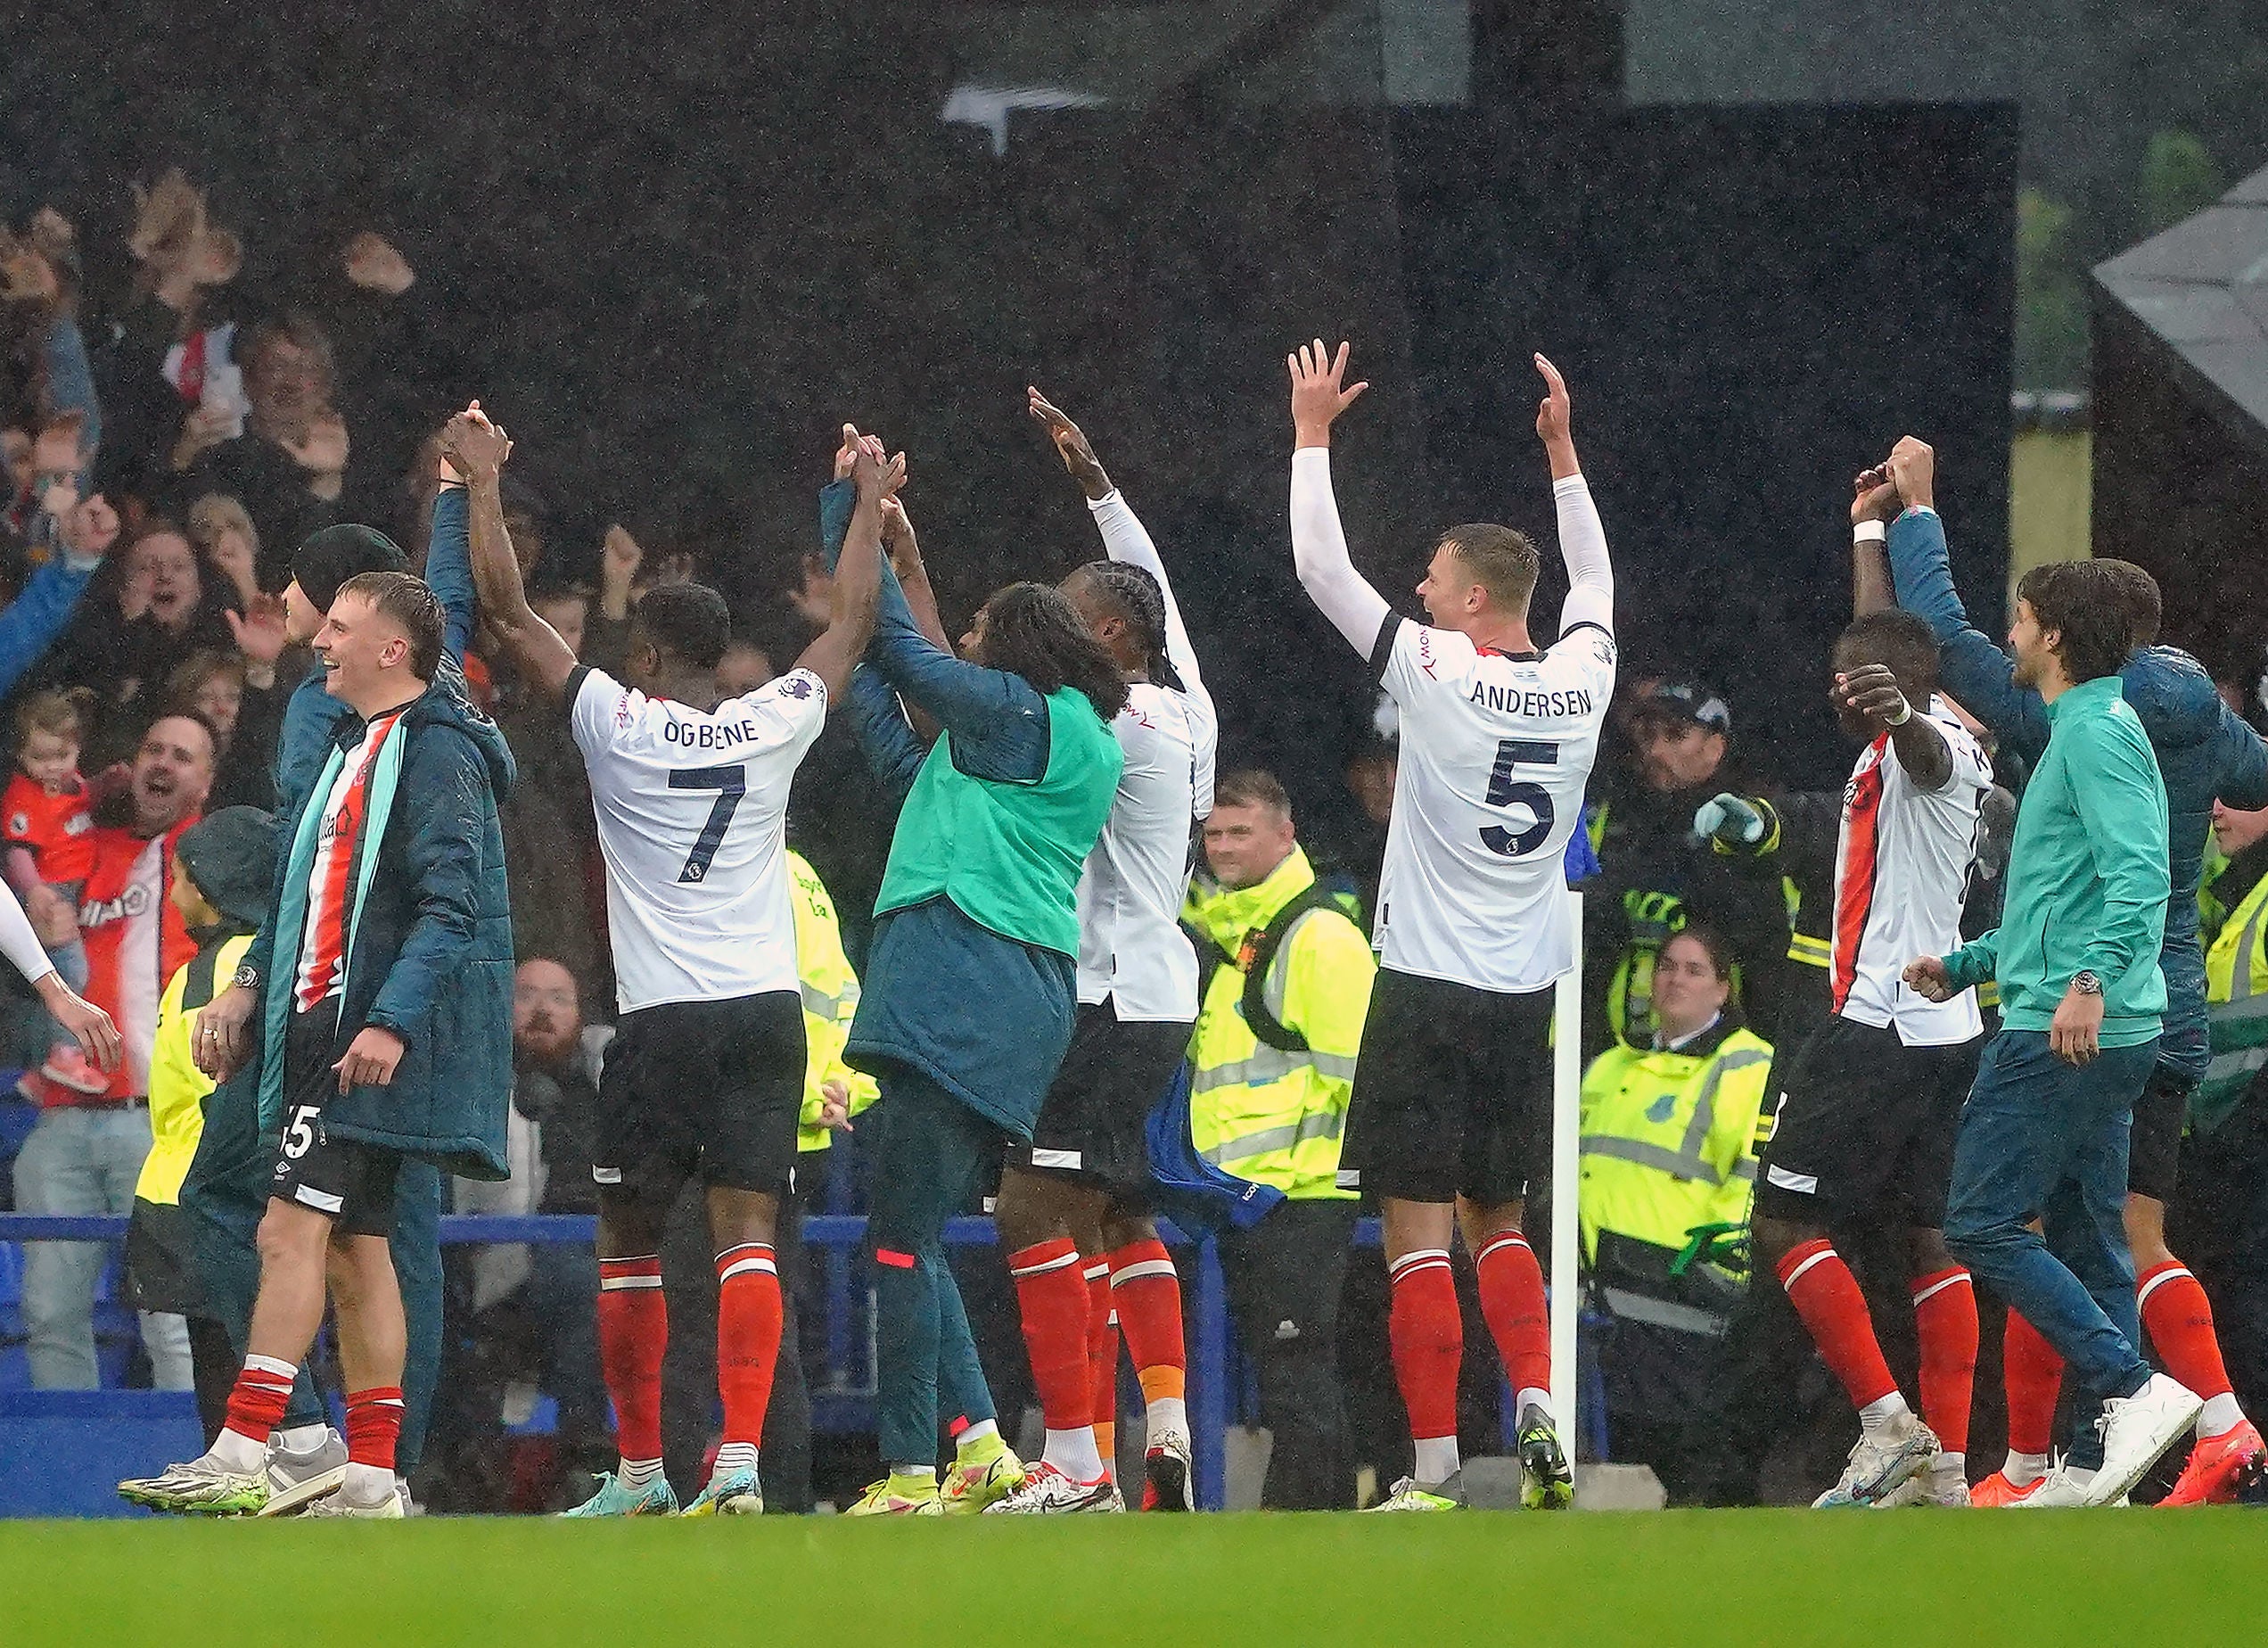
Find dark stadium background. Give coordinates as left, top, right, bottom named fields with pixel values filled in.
left=0, top=4, right=2014, bottom=918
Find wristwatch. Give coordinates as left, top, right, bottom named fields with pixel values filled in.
left=233, top=963, right=262, bottom=992
left=2071, top=970, right=2103, bottom=997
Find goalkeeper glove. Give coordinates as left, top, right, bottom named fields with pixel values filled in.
left=1692, top=792, right=1766, bottom=848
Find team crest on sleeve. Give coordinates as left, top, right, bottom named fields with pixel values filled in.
left=777, top=673, right=815, bottom=701
left=613, top=691, right=634, bottom=728
left=1590, top=632, right=1616, bottom=668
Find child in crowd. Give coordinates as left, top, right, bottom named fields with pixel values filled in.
left=2, top=688, right=101, bottom=1093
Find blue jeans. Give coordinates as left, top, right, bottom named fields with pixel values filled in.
left=11, top=1103, right=189, bottom=1388
left=1943, top=1032, right=2157, bottom=1411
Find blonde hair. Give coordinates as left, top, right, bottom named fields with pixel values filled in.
left=13, top=687, right=93, bottom=754
left=187, top=492, right=259, bottom=558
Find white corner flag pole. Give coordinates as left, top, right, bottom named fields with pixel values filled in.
left=1549, top=887, right=1582, bottom=1450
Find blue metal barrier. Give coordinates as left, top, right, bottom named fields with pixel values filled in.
left=0, top=1211, right=1598, bottom=1511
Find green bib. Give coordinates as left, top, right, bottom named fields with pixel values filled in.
left=875, top=686, right=1122, bottom=956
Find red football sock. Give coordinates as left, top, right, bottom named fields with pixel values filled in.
left=1387, top=1248, right=1462, bottom=1443
left=1776, top=1239, right=1898, bottom=1410
left=1087, top=1261, right=1120, bottom=1466
left=221, top=1353, right=298, bottom=1448
left=596, top=1254, right=668, bottom=1462
left=1008, top=1238, right=1094, bottom=1433
left=1108, top=1240, right=1187, bottom=1410
left=2138, top=1260, right=2232, bottom=1401
left=715, top=1243, right=784, bottom=1449
left=2001, top=1308, right=2064, bottom=1457
left=1474, top=1231, right=1551, bottom=1403
left=343, top=1386, right=404, bottom=1473
left=1911, top=1267, right=1977, bottom=1453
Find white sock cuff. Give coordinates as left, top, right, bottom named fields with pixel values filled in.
left=1389, top=1248, right=1452, bottom=1282
left=1475, top=1232, right=1532, bottom=1264
left=2136, top=1264, right=2194, bottom=1309
left=1009, top=1246, right=1084, bottom=1280
left=1111, top=1258, right=1178, bottom=1286
left=1082, top=1261, right=1110, bottom=1282
left=242, top=1354, right=298, bottom=1381
left=1911, top=1270, right=1972, bottom=1306
left=1779, top=1246, right=1839, bottom=1290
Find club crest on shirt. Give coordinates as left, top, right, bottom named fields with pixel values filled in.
left=6, top=812, right=25, bottom=836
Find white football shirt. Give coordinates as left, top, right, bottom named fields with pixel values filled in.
left=1374, top=618, right=1616, bottom=993
left=567, top=664, right=826, bottom=1014
left=1831, top=698, right=1993, bottom=1045
left=1077, top=678, right=1218, bottom=1021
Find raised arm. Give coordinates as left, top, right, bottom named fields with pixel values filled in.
left=441, top=404, right=576, bottom=699
left=1850, top=465, right=1901, bottom=617
left=1883, top=437, right=2052, bottom=764
left=792, top=426, right=895, bottom=703
left=1534, top=355, right=1613, bottom=637
left=1028, top=387, right=1208, bottom=697
left=817, top=474, right=1049, bottom=781
left=845, top=662, right=927, bottom=803
left=1287, top=340, right=1393, bottom=656
left=426, top=472, right=476, bottom=665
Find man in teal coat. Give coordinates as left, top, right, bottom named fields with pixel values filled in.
left=123, top=567, right=514, bottom=1518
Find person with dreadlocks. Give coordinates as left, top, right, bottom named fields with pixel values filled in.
left=814, top=433, right=1128, bottom=1517
left=972, top=390, right=1220, bottom=1514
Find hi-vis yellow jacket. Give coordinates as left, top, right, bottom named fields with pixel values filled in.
left=1576, top=1019, right=1773, bottom=1265
left=789, top=851, right=878, bottom=1153
left=2198, top=854, right=2268, bottom=1122
left=1182, top=847, right=1373, bottom=1200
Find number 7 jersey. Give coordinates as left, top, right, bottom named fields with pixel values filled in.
left=1372, top=615, right=1616, bottom=993
left=567, top=663, right=828, bottom=1014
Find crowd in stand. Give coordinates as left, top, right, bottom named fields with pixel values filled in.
left=4, top=172, right=2266, bottom=1513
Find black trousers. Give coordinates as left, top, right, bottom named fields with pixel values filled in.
left=1220, top=1199, right=1359, bottom=1510
left=2168, top=1098, right=2268, bottom=1421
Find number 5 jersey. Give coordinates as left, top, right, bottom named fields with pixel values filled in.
left=1372, top=613, right=1615, bottom=993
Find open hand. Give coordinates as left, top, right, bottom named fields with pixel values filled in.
left=1027, top=388, right=1111, bottom=499
left=1288, top=339, right=1368, bottom=449
left=1902, top=956, right=1959, bottom=1004
left=227, top=595, right=291, bottom=667
left=1534, top=353, right=1573, bottom=448
left=335, top=1026, right=407, bottom=1092
left=440, top=401, right=512, bottom=485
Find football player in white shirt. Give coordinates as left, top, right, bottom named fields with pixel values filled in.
left=1286, top=341, right=1615, bottom=1511
left=980, top=391, right=1219, bottom=1513
left=1749, top=589, right=1994, bottom=1512
left=445, top=408, right=893, bottom=1518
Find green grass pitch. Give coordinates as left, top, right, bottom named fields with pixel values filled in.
left=5, top=1509, right=2265, bottom=1645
